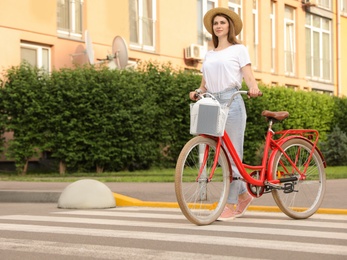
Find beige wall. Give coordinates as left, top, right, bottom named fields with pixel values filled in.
left=0, top=0, right=345, bottom=96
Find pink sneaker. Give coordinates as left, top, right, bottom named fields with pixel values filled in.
left=217, top=206, right=237, bottom=221
left=235, top=194, right=253, bottom=218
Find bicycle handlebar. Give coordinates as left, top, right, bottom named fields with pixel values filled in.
left=226, top=90, right=262, bottom=106
left=194, top=90, right=262, bottom=107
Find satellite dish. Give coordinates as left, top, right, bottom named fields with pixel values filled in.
left=85, top=30, right=95, bottom=65
left=111, top=36, right=128, bottom=69
left=71, top=44, right=89, bottom=66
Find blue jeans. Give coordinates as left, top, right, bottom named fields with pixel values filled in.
left=212, top=89, right=247, bottom=204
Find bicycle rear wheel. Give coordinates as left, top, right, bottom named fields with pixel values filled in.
left=272, top=138, right=326, bottom=219
left=175, top=136, right=230, bottom=225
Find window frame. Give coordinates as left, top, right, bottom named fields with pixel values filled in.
left=284, top=5, right=296, bottom=76
left=316, top=0, right=332, bottom=11
left=341, top=0, right=347, bottom=15
left=20, top=42, right=51, bottom=72
left=129, top=0, right=157, bottom=52
left=57, top=0, right=84, bottom=39
left=305, top=13, right=332, bottom=83
left=197, top=0, right=218, bottom=46
left=252, top=0, right=259, bottom=69
left=228, top=0, right=243, bottom=42
left=270, top=1, right=276, bottom=73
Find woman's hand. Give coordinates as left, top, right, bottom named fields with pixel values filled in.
left=189, top=91, right=199, bottom=101
left=190, top=79, right=207, bottom=101
left=248, top=86, right=261, bottom=98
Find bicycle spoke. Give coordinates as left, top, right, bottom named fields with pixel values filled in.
left=175, top=136, right=230, bottom=225
left=272, top=138, right=326, bottom=219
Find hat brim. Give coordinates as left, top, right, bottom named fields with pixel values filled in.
left=203, top=7, right=243, bottom=36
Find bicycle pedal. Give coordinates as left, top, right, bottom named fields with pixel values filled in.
left=283, top=183, right=295, bottom=193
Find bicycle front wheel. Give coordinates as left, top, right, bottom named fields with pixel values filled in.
left=175, top=136, right=230, bottom=225
left=272, top=138, right=326, bottom=219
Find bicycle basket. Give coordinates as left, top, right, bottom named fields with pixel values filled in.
left=190, top=97, right=229, bottom=137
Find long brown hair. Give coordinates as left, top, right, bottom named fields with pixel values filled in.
left=211, top=13, right=240, bottom=48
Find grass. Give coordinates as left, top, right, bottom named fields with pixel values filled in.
left=325, top=166, right=347, bottom=179
left=0, top=168, right=176, bottom=183
left=0, top=166, right=346, bottom=183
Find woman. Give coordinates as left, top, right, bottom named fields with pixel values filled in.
left=189, top=7, right=261, bottom=221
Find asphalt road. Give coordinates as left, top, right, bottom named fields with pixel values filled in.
left=0, top=203, right=346, bottom=259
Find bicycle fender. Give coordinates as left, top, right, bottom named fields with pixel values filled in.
left=267, top=136, right=327, bottom=175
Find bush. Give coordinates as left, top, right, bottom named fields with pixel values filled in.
left=320, top=126, right=347, bottom=166
left=1, top=63, right=49, bottom=174
left=1, top=61, right=347, bottom=174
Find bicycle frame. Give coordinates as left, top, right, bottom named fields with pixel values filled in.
left=199, top=125, right=323, bottom=191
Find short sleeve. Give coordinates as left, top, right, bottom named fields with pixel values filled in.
left=238, top=45, right=251, bottom=68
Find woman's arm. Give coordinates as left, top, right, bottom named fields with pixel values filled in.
left=189, top=77, right=207, bottom=101
left=242, top=64, right=260, bottom=97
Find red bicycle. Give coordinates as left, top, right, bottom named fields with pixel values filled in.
left=175, top=91, right=326, bottom=225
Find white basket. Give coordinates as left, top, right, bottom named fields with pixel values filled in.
left=190, top=97, right=229, bottom=137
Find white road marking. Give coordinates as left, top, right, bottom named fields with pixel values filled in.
left=0, top=223, right=346, bottom=256
left=0, top=214, right=346, bottom=240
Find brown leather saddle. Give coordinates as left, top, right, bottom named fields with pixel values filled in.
left=261, top=110, right=289, bottom=122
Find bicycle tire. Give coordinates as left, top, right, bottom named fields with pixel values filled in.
left=175, top=136, right=230, bottom=225
left=272, top=138, right=326, bottom=219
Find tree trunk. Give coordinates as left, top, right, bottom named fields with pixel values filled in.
left=59, top=161, right=66, bottom=175
left=96, top=165, right=104, bottom=174
left=21, top=160, right=29, bottom=175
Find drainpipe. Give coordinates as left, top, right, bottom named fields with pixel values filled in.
left=336, top=0, right=341, bottom=96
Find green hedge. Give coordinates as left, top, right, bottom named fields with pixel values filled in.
left=242, top=85, right=335, bottom=162
left=0, top=62, right=345, bottom=174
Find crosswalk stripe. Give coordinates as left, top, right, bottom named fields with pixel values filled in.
left=52, top=209, right=347, bottom=229
left=0, top=222, right=346, bottom=256
left=0, top=237, right=251, bottom=260
left=54, top=209, right=185, bottom=219
left=0, top=214, right=346, bottom=240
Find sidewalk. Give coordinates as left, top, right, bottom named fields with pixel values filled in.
left=0, top=179, right=346, bottom=213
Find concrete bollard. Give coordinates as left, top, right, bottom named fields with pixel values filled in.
left=58, top=179, right=116, bottom=209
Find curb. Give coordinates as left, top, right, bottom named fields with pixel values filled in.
left=1, top=190, right=346, bottom=216
left=0, top=191, right=60, bottom=203
left=113, top=193, right=347, bottom=215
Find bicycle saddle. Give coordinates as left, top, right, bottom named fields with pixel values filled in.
left=261, top=110, right=289, bottom=122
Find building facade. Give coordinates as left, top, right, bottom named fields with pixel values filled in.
left=0, top=0, right=346, bottom=97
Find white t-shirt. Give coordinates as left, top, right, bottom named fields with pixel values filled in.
left=201, top=44, right=251, bottom=93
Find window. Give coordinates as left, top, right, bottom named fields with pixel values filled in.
left=284, top=6, right=295, bottom=76
left=228, top=0, right=243, bottom=41
left=342, top=0, right=347, bottom=14
left=285, top=84, right=298, bottom=91
left=129, top=0, right=157, bottom=52
left=270, top=1, right=276, bottom=73
left=305, top=13, right=332, bottom=82
left=317, top=0, right=332, bottom=10
left=57, top=0, right=84, bottom=39
left=312, top=89, right=333, bottom=95
left=252, top=0, right=259, bottom=69
left=20, top=43, right=51, bottom=72
left=197, top=0, right=218, bottom=45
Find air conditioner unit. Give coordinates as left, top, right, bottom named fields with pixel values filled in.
left=303, top=0, right=317, bottom=6
left=185, top=44, right=206, bottom=60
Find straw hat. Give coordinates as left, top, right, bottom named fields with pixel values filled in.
left=203, top=7, right=243, bottom=36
